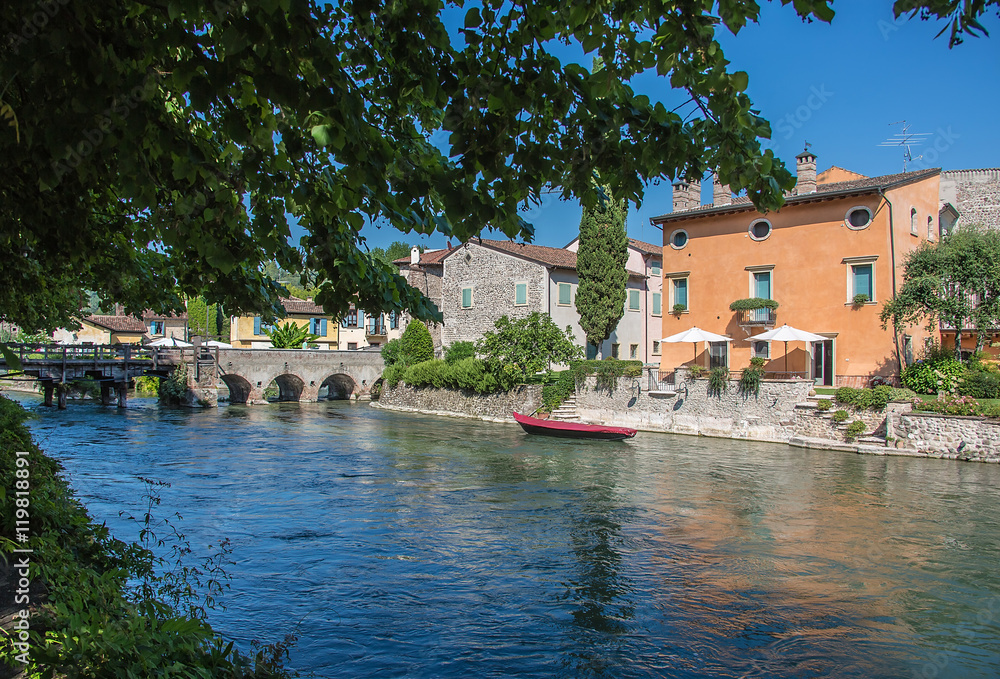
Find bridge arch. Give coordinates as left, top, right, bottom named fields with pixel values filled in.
left=320, top=373, right=356, bottom=400
left=267, top=373, right=306, bottom=402
left=220, top=374, right=253, bottom=404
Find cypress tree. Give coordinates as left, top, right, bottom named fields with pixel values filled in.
left=575, top=192, right=629, bottom=352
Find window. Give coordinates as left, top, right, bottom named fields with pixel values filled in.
left=628, top=289, right=641, bottom=311
left=671, top=278, right=688, bottom=310
left=630, top=344, right=638, bottom=359
left=342, top=308, right=358, bottom=328
left=652, top=341, right=661, bottom=356
left=669, top=229, right=688, bottom=249
left=910, top=208, right=918, bottom=236
left=514, top=282, right=528, bottom=306
left=845, top=206, right=873, bottom=229
left=927, top=216, right=935, bottom=241
left=852, top=264, right=873, bottom=300
left=586, top=343, right=598, bottom=360
left=149, top=321, right=164, bottom=335
left=309, top=318, right=329, bottom=336
left=752, top=340, right=770, bottom=359
left=844, top=256, right=878, bottom=303
left=748, top=218, right=772, bottom=241
left=461, top=286, right=473, bottom=309
left=709, top=341, right=728, bottom=369
left=253, top=316, right=262, bottom=336
left=753, top=270, right=772, bottom=299
left=389, top=311, right=399, bottom=330
left=557, top=282, right=572, bottom=306
left=650, top=260, right=661, bottom=276
left=652, top=292, right=662, bottom=316
left=611, top=343, right=620, bottom=359
left=347, top=342, right=358, bottom=350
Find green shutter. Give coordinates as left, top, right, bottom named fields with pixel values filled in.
left=462, top=287, right=472, bottom=308
left=652, top=293, right=661, bottom=315
left=558, top=283, right=571, bottom=305
left=515, top=282, right=527, bottom=305
left=629, top=289, right=640, bottom=310
left=673, top=279, right=688, bottom=308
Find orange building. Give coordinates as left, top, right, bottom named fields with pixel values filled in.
left=652, top=152, right=940, bottom=387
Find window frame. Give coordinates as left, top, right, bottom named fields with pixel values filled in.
left=746, top=265, right=775, bottom=300
left=461, top=286, right=474, bottom=309
left=514, top=281, right=528, bottom=307
left=843, top=255, right=878, bottom=304
left=752, top=340, right=770, bottom=360
left=629, top=344, right=639, bottom=360
left=748, top=218, right=773, bottom=242
left=652, top=340, right=661, bottom=356
left=557, top=282, right=572, bottom=306
left=708, top=341, right=729, bottom=369
left=652, top=292, right=662, bottom=317
left=844, top=205, right=873, bottom=230
left=650, top=260, right=661, bottom=276
left=927, top=215, right=935, bottom=241
left=666, top=272, right=690, bottom=311
left=669, top=229, right=689, bottom=250
left=910, top=208, right=918, bottom=236
left=627, top=289, right=641, bottom=312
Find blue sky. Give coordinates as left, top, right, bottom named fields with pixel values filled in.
left=358, top=3, right=1000, bottom=253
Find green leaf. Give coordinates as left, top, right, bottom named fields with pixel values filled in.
left=465, top=7, right=482, bottom=28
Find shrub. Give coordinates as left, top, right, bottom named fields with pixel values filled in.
left=749, top=356, right=766, bottom=369
left=403, top=359, right=447, bottom=388
left=845, top=420, right=866, bottom=440
left=687, top=365, right=706, bottom=378
left=815, top=399, right=832, bottom=411
left=134, top=376, right=160, bottom=395
left=541, top=370, right=576, bottom=411
left=381, top=338, right=406, bottom=367
left=852, top=293, right=869, bottom=308
left=382, top=363, right=406, bottom=388
left=901, top=348, right=965, bottom=394
left=672, top=303, right=686, bottom=315
left=836, top=385, right=916, bottom=411
left=400, top=320, right=434, bottom=364
left=158, top=364, right=188, bottom=404
left=448, top=357, right=498, bottom=394
left=708, top=366, right=729, bottom=396
left=444, top=340, right=476, bottom=364
left=960, top=369, right=1000, bottom=399
left=729, top=297, right=779, bottom=311
left=832, top=409, right=849, bottom=423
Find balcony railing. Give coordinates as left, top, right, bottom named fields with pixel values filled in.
left=737, top=308, right=777, bottom=326
left=366, top=321, right=387, bottom=336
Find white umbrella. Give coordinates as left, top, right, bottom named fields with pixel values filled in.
left=751, top=324, right=827, bottom=373
left=661, top=326, right=733, bottom=363
left=203, top=340, right=232, bottom=348
left=147, top=336, right=192, bottom=347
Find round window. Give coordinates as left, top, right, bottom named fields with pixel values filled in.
left=748, top=218, right=772, bottom=241
left=846, top=206, right=873, bottom=229
left=670, top=229, right=688, bottom=249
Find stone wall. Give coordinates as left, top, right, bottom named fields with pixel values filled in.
left=401, top=264, right=444, bottom=352
left=897, top=412, right=1000, bottom=462
left=575, top=372, right=813, bottom=442
left=376, top=383, right=542, bottom=422
left=941, top=169, right=1000, bottom=231
left=441, top=242, right=548, bottom=347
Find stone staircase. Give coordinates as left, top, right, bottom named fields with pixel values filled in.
left=550, top=395, right=581, bottom=422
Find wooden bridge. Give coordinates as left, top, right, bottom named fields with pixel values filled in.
left=0, top=343, right=384, bottom=407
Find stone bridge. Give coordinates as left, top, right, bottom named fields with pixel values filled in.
left=213, top=348, right=385, bottom=405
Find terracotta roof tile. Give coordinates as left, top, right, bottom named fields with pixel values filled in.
left=628, top=238, right=663, bottom=256
left=86, top=315, right=148, bottom=333
left=142, top=310, right=187, bottom=321
left=475, top=239, right=579, bottom=269
left=394, top=248, right=451, bottom=267
left=281, top=297, right=326, bottom=315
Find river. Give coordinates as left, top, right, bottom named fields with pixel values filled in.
left=10, top=393, right=1000, bottom=678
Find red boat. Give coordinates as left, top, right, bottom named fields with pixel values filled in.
left=512, top=412, right=637, bottom=441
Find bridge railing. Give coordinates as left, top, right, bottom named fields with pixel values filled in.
left=0, top=343, right=220, bottom=370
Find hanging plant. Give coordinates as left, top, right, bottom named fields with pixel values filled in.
left=708, top=366, right=729, bottom=396
left=729, top=297, right=779, bottom=311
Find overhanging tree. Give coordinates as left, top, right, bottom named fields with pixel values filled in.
left=575, top=190, right=629, bottom=352
left=880, top=226, right=1000, bottom=360
left=2, top=1, right=995, bottom=332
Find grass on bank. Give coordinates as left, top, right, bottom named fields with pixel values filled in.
left=0, top=394, right=300, bottom=678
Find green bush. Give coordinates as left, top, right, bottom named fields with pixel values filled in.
left=400, top=319, right=434, bottom=364
left=835, top=385, right=916, bottom=411
left=403, top=359, right=447, bottom=388
left=449, top=357, right=499, bottom=394
left=832, top=409, right=849, bottom=423
left=134, top=375, right=160, bottom=395
left=382, top=363, right=406, bottom=388
left=445, top=340, right=477, bottom=364
left=158, top=364, right=188, bottom=404
left=845, top=420, right=866, bottom=440
left=381, top=338, right=406, bottom=367
left=708, top=366, right=729, bottom=396
left=541, top=370, right=576, bottom=411
left=901, top=350, right=965, bottom=394
left=815, top=399, right=832, bottom=411
left=960, top=369, right=1000, bottom=399
left=729, top=297, right=779, bottom=311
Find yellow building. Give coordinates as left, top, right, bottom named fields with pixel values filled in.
left=52, top=315, right=148, bottom=345
left=230, top=298, right=339, bottom=349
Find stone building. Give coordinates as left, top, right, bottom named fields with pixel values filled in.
left=939, top=168, right=1000, bottom=233
left=52, top=315, right=148, bottom=345
left=143, top=310, right=188, bottom=341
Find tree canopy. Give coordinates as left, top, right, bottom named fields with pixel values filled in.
left=575, top=191, right=629, bottom=350
left=2, top=0, right=995, bottom=331
left=880, top=226, right=1000, bottom=358
left=477, top=312, right=582, bottom=383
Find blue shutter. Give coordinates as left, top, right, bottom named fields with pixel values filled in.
left=652, top=293, right=661, bottom=315
left=320, top=319, right=328, bottom=336
left=341, top=316, right=349, bottom=328
left=253, top=316, right=261, bottom=335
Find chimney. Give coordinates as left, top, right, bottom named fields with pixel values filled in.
left=712, top=172, right=732, bottom=206
left=410, top=246, right=420, bottom=265
left=795, top=149, right=817, bottom=195
left=688, top=178, right=702, bottom=208
left=672, top=180, right=694, bottom=212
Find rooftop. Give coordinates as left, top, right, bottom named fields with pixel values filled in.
left=85, top=315, right=148, bottom=333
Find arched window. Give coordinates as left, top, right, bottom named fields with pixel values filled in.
left=927, top=216, right=935, bottom=241
left=910, top=208, right=918, bottom=236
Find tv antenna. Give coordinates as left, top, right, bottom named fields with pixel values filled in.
left=878, top=120, right=931, bottom=171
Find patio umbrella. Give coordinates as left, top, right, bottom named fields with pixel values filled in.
left=203, top=340, right=232, bottom=348
left=661, top=326, right=733, bottom=363
left=751, top=324, right=827, bottom=373
left=147, top=336, right=193, bottom=347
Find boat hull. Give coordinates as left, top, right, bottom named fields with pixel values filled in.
left=513, top=412, right=637, bottom=441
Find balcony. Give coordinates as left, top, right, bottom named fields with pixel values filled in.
left=366, top=321, right=387, bottom=338
left=737, top=308, right=777, bottom=327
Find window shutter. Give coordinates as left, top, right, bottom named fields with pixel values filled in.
left=341, top=317, right=349, bottom=328
left=358, top=310, right=364, bottom=327
left=515, top=283, right=527, bottom=305
left=462, top=288, right=472, bottom=308
left=652, top=293, right=661, bottom=315
left=321, top=319, right=328, bottom=336
left=558, top=283, right=570, bottom=305
left=253, top=316, right=261, bottom=335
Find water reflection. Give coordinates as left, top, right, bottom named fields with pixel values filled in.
left=10, top=393, right=1000, bottom=678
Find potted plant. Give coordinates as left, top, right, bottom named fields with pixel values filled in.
left=852, top=293, right=870, bottom=308
left=672, top=303, right=687, bottom=315
left=729, top=298, right=780, bottom=312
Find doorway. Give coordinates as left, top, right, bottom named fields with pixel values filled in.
left=812, top=339, right=834, bottom=386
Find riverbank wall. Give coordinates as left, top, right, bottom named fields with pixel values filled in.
left=375, top=383, right=541, bottom=422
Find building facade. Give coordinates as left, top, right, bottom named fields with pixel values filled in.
left=52, top=315, right=148, bottom=345
left=653, top=153, right=939, bottom=386
left=230, top=298, right=339, bottom=349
